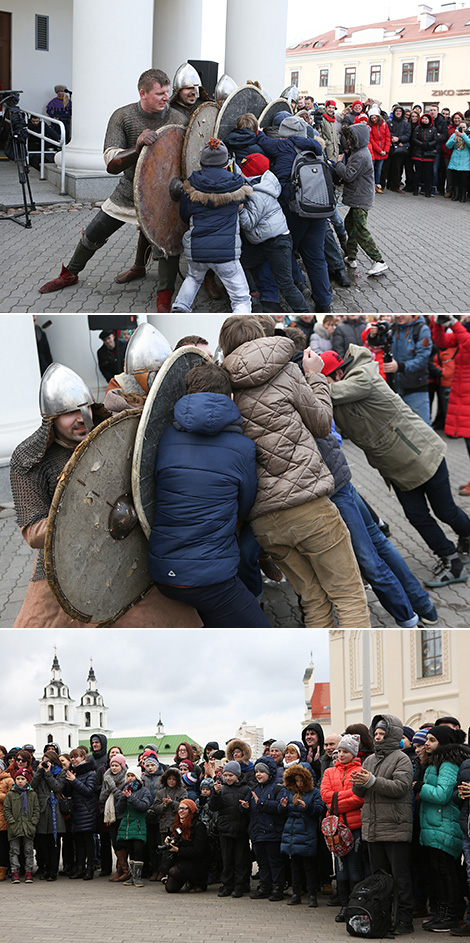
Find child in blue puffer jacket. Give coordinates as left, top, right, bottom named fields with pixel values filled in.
left=172, top=137, right=252, bottom=312
left=242, top=756, right=287, bottom=901
left=280, top=763, right=325, bottom=908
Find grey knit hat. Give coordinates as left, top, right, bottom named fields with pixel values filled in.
left=223, top=760, right=241, bottom=778
left=254, top=761, right=270, bottom=775
left=337, top=734, right=360, bottom=757
left=200, top=137, right=229, bottom=166
left=279, top=115, right=307, bottom=138
left=270, top=740, right=286, bottom=754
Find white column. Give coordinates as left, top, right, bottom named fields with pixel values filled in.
left=64, top=0, right=154, bottom=172
left=0, top=315, right=41, bottom=466
left=225, top=0, right=288, bottom=98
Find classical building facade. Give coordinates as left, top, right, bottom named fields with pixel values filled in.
left=285, top=4, right=470, bottom=115
left=329, top=630, right=470, bottom=734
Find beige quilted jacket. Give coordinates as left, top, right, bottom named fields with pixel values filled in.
left=224, top=336, right=334, bottom=520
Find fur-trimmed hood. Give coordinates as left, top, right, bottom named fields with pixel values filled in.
left=183, top=178, right=252, bottom=207
left=161, top=767, right=183, bottom=788
left=226, top=739, right=252, bottom=764
left=283, top=763, right=313, bottom=794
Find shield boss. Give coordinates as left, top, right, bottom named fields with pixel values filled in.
left=134, top=124, right=186, bottom=257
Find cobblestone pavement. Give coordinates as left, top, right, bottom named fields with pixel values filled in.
left=1, top=432, right=469, bottom=628
left=0, top=873, right=431, bottom=941
left=0, top=187, right=468, bottom=313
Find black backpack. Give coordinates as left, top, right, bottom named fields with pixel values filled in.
left=288, top=147, right=336, bottom=219
left=345, top=869, right=394, bottom=938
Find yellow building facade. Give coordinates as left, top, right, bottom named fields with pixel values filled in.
left=329, top=630, right=470, bottom=735
left=285, top=5, right=470, bottom=116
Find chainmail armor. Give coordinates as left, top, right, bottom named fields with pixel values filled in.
left=103, top=101, right=187, bottom=209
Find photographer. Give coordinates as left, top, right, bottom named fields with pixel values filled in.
left=163, top=799, right=209, bottom=893
left=30, top=749, right=68, bottom=881
left=362, top=317, right=394, bottom=380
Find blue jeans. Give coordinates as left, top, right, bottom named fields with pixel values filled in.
left=462, top=834, right=470, bottom=922
left=283, top=210, right=332, bottom=308
left=156, top=575, right=270, bottom=627
left=393, top=459, right=470, bottom=559
left=325, top=221, right=346, bottom=273
left=172, top=260, right=251, bottom=312
left=354, top=490, right=433, bottom=617
left=374, top=159, right=384, bottom=184
left=241, top=234, right=310, bottom=312
left=332, top=483, right=417, bottom=626
left=400, top=390, right=431, bottom=425
left=331, top=207, right=347, bottom=240
left=336, top=828, right=364, bottom=886
left=255, top=260, right=279, bottom=304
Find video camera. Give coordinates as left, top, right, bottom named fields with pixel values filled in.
left=1, top=90, right=28, bottom=143
left=369, top=319, right=394, bottom=362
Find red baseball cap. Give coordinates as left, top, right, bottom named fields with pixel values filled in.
left=240, top=153, right=270, bottom=177
left=319, top=350, right=353, bottom=376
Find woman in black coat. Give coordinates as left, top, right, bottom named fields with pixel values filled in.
left=30, top=749, right=68, bottom=881
left=65, top=749, right=96, bottom=880
left=164, top=799, right=209, bottom=892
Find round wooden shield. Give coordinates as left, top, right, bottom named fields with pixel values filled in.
left=134, top=124, right=186, bottom=257
left=44, top=411, right=153, bottom=626
left=132, top=347, right=210, bottom=538
left=182, top=101, right=220, bottom=177
left=214, top=84, right=269, bottom=142
left=258, top=98, right=293, bottom=129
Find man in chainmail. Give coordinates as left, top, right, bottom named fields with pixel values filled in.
left=38, top=69, right=187, bottom=310
left=10, top=362, right=201, bottom=629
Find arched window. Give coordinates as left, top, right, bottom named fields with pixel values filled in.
left=85, top=711, right=91, bottom=727
left=64, top=706, right=68, bottom=721
left=100, top=713, right=103, bottom=727
left=48, top=705, right=54, bottom=721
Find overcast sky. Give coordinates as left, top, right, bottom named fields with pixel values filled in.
left=286, top=0, right=427, bottom=43
left=0, top=630, right=330, bottom=753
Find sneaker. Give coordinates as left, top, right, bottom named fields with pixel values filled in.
left=424, top=556, right=468, bottom=588
left=418, top=604, right=439, bottom=626
left=451, top=925, right=470, bottom=936
left=25, top=871, right=33, bottom=883
left=11, top=871, right=20, bottom=884
left=346, top=258, right=357, bottom=268
left=457, top=536, right=470, bottom=560
left=424, top=916, right=456, bottom=932
left=367, top=260, right=389, bottom=276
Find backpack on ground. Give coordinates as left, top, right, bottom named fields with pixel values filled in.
left=288, top=147, right=336, bottom=218
left=345, top=869, right=394, bottom=938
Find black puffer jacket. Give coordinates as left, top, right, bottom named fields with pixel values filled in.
left=69, top=759, right=96, bottom=832
left=388, top=107, right=412, bottom=150
left=332, top=317, right=367, bottom=358
left=412, top=115, right=439, bottom=161
left=301, top=722, right=325, bottom=784
left=209, top=777, right=251, bottom=836
left=314, top=430, right=352, bottom=494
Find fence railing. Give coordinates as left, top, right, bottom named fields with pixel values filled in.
left=3, top=108, right=67, bottom=194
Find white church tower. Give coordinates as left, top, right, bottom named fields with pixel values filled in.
left=35, top=650, right=80, bottom=754
left=76, top=660, right=113, bottom=740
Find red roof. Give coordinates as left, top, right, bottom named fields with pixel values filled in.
left=310, top=682, right=331, bottom=722
left=286, top=7, right=470, bottom=55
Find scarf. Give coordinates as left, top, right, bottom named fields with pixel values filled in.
left=323, top=112, right=337, bottom=123
left=15, top=784, right=29, bottom=815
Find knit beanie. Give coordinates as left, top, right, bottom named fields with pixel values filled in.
left=426, top=725, right=458, bottom=746
left=375, top=720, right=388, bottom=733
left=270, top=740, right=286, bottom=754
left=403, top=726, right=415, bottom=742
left=178, top=759, right=194, bottom=771
left=412, top=728, right=431, bottom=746
left=110, top=754, right=127, bottom=769
left=14, top=768, right=32, bottom=782
left=127, top=765, right=141, bottom=780
left=223, top=761, right=241, bottom=778
left=337, top=734, right=360, bottom=757
left=144, top=756, right=158, bottom=769
left=352, top=100, right=363, bottom=110
left=254, top=761, right=270, bottom=775
left=180, top=798, right=198, bottom=815
left=279, top=116, right=307, bottom=138
left=200, top=778, right=214, bottom=790
left=273, top=110, right=292, bottom=128
left=368, top=104, right=381, bottom=118
left=240, top=152, right=270, bottom=177
left=182, top=771, right=198, bottom=787
left=286, top=742, right=301, bottom=756
left=200, top=136, right=229, bottom=166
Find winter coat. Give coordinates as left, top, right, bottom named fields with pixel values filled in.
left=369, top=120, right=391, bottom=161
left=256, top=128, right=324, bottom=204
left=248, top=757, right=287, bottom=842
left=310, top=323, right=333, bottom=355
left=151, top=771, right=188, bottom=834
left=333, top=123, right=375, bottom=208
left=329, top=345, right=447, bottom=490
left=225, top=740, right=256, bottom=788
left=435, top=320, right=470, bottom=438
left=89, top=734, right=108, bottom=774
left=116, top=782, right=151, bottom=843
left=30, top=764, right=68, bottom=835
left=320, top=758, right=364, bottom=831
left=209, top=777, right=251, bottom=837
left=224, top=335, right=334, bottom=520
left=412, top=115, right=439, bottom=161
left=69, top=759, right=97, bottom=833
left=322, top=115, right=340, bottom=161
left=0, top=770, right=15, bottom=831
left=453, top=757, right=470, bottom=837
left=301, top=723, right=326, bottom=784
left=391, top=315, right=432, bottom=396
left=3, top=785, right=40, bottom=840
left=99, top=766, right=128, bottom=819
left=239, top=170, right=289, bottom=244
left=180, top=166, right=252, bottom=263
left=352, top=713, right=413, bottom=843
left=419, top=743, right=470, bottom=858
left=148, top=392, right=257, bottom=587
left=315, top=430, right=352, bottom=495
left=225, top=127, right=262, bottom=161
left=388, top=108, right=412, bottom=152
left=332, top=317, right=367, bottom=358
left=170, top=814, right=209, bottom=886
left=447, top=131, right=470, bottom=172
left=280, top=764, right=325, bottom=857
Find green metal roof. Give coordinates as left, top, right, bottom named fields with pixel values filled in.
left=78, top=734, right=202, bottom=758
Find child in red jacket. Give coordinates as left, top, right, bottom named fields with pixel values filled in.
left=320, top=734, right=364, bottom=922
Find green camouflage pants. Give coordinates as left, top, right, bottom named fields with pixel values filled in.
left=344, top=207, right=382, bottom=262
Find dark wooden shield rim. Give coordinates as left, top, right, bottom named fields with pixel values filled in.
left=133, top=124, right=185, bottom=256
left=44, top=409, right=152, bottom=627
left=181, top=101, right=220, bottom=178
left=214, top=84, right=269, bottom=141
left=258, top=98, right=293, bottom=128
left=132, top=346, right=211, bottom=538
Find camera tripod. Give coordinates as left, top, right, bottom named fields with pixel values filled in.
left=0, top=90, right=35, bottom=228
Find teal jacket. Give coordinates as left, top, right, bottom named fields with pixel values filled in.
left=447, top=131, right=470, bottom=172
left=419, top=743, right=470, bottom=858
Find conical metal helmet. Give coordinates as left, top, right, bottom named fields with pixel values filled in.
left=39, top=363, right=94, bottom=430
left=214, top=73, right=238, bottom=102
left=281, top=85, right=299, bottom=104
left=173, top=62, right=201, bottom=92
left=124, top=323, right=172, bottom=378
